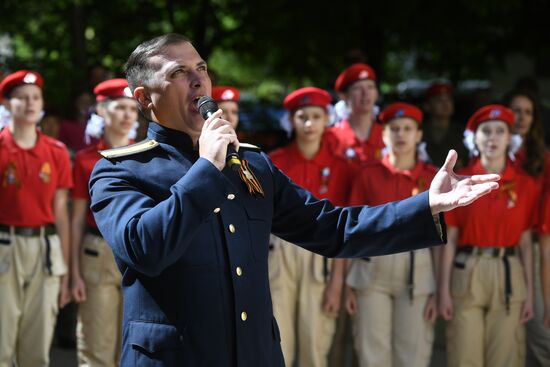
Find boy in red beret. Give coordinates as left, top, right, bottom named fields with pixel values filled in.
left=422, top=81, right=468, bottom=169
left=345, top=102, right=438, bottom=367
left=70, top=78, right=138, bottom=366
left=0, top=70, right=73, bottom=366
left=268, top=87, right=351, bottom=367
left=327, top=63, right=385, bottom=165
left=438, top=105, right=540, bottom=367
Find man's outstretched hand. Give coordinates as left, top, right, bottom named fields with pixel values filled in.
left=429, top=150, right=500, bottom=215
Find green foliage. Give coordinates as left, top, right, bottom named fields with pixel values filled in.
left=0, top=0, right=548, bottom=113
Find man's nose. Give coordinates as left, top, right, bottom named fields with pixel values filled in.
left=190, top=71, right=203, bottom=89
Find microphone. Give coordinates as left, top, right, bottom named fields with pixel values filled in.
left=197, top=96, right=241, bottom=171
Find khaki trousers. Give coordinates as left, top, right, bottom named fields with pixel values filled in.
left=447, top=255, right=526, bottom=367
left=269, top=235, right=337, bottom=367
left=0, top=229, right=66, bottom=367
left=526, top=243, right=550, bottom=367
left=77, top=234, right=123, bottom=367
left=347, top=250, right=435, bottom=367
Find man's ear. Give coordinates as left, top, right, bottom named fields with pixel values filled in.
left=134, top=86, right=153, bottom=110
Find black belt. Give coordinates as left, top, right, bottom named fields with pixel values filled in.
left=408, top=251, right=415, bottom=303
left=86, top=226, right=102, bottom=237
left=0, top=224, right=56, bottom=237
left=323, top=257, right=329, bottom=283
left=456, top=245, right=516, bottom=313
left=363, top=253, right=416, bottom=302
left=457, top=246, right=517, bottom=258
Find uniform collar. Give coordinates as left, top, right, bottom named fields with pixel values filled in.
left=470, top=157, right=515, bottom=182
left=289, top=133, right=333, bottom=164
left=147, top=121, right=194, bottom=153
left=0, top=127, right=44, bottom=155
left=381, top=154, right=425, bottom=181
left=97, top=139, right=109, bottom=151
left=337, top=119, right=381, bottom=145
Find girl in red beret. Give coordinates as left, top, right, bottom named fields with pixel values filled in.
left=438, top=104, right=540, bottom=367
left=268, top=87, right=352, bottom=367
left=70, top=78, right=138, bottom=366
left=327, top=63, right=385, bottom=166
left=0, top=70, right=73, bottom=366
left=344, top=102, right=438, bottom=367
left=505, top=89, right=550, bottom=365
left=212, top=86, right=240, bottom=130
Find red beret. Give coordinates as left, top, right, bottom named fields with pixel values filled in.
left=425, top=82, right=453, bottom=100
left=93, top=78, right=132, bottom=102
left=466, top=104, right=515, bottom=132
left=0, top=70, right=44, bottom=99
left=334, top=63, right=377, bottom=92
left=379, top=102, right=423, bottom=127
left=212, top=86, right=240, bottom=102
left=283, top=87, right=332, bottom=112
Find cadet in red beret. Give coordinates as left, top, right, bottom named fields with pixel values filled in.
left=327, top=63, right=385, bottom=165
left=268, top=86, right=351, bottom=367
left=212, top=86, right=240, bottom=130
left=345, top=102, right=438, bottom=367
left=439, top=104, right=540, bottom=367
left=422, top=81, right=468, bottom=169
left=504, top=89, right=550, bottom=364
left=70, top=77, right=138, bottom=366
left=0, top=70, right=73, bottom=366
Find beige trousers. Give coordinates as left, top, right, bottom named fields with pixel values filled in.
left=0, top=229, right=66, bottom=367
left=447, top=255, right=526, bottom=367
left=347, top=249, right=435, bottom=367
left=77, top=234, right=123, bottom=367
left=525, top=243, right=550, bottom=367
left=269, top=235, right=337, bottom=367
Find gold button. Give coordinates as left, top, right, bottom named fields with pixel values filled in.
left=229, top=224, right=236, bottom=233
left=241, top=311, right=248, bottom=321
left=236, top=267, right=243, bottom=276
left=227, top=193, right=236, bottom=200
left=213, top=207, right=221, bottom=214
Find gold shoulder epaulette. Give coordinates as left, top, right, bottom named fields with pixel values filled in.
left=99, top=139, right=159, bottom=159
left=239, top=143, right=261, bottom=152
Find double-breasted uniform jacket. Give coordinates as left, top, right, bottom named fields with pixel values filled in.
left=89, top=121, right=446, bottom=367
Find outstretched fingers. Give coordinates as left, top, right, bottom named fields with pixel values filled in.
left=468, top=173, right=501, bottom=184
left=457, top=182, right=498, bottom=206
left=440, top=149, right=458, bottom=171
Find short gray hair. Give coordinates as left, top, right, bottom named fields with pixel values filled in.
left=124, top=33, right=191, bottom=92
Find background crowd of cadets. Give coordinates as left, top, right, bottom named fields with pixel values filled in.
left=0, top=61, right=549, bottom=367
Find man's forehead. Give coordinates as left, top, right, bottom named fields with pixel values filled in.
left=150, top=43, right=204, bottom=70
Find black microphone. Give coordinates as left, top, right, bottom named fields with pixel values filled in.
left=197, top=96, right=241, bottom=171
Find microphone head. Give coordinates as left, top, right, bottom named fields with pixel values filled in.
left=197, top=96, right=219, bottom=120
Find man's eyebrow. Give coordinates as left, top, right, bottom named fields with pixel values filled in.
left=167, top=60, right=207, bottom=73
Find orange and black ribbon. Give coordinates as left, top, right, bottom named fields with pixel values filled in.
left=238, top=159, right=265, bottom=198
left=499, top=181, right=517, bottom=208
left=411, top=177, right=427, bottom=196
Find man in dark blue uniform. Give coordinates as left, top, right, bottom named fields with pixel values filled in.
left=89, top=33, right=500, bottom=367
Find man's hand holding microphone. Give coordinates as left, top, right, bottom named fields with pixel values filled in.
left=198, top=96, right=241, bottom=171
